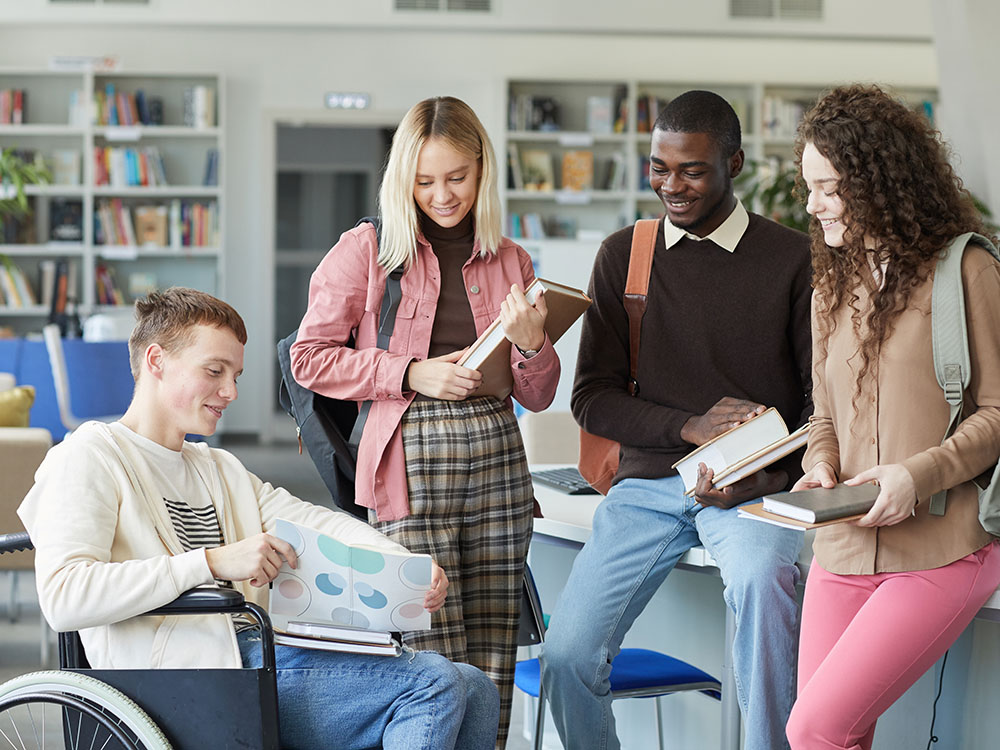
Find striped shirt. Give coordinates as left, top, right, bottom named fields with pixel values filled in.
left=162, top=497, right=224, bottom=552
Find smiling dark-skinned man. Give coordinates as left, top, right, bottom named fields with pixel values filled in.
left=540, top=90, right=812, bottom=750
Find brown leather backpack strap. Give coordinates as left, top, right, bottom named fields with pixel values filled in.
left=622, top=218, right=659, bottom=396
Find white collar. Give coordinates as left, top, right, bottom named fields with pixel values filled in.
left=661, top=198, right=749, bottom=254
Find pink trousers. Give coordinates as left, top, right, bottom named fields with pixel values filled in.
left=786, top=541, right=1000, bottom=750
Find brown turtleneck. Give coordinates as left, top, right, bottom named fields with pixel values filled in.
left=421, top=210, right=479, bottom=360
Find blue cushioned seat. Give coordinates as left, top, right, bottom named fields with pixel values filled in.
left=515, top=566, right=721, bottom=750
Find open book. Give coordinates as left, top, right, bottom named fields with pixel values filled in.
left=268, top=519, right=432, bottom=652
left=672, top=407, right=809, bottom=496
left=738, top=484, right=880, bottom=530
left=457, top=277, right=591, bottom=399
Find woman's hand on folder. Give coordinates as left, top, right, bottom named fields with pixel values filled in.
left=424, top=562, right=449, bottom=613
left=693, top=463, right=788, bottom=510
left=405, top=350, right=482, bottom=400
left=500, top=284, right=547, bottom=353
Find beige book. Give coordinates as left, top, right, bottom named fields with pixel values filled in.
left=457, top=277, right=591, bottom=400
left=672, top=407, right=809, bottom=495
left=737, top=502, right=866, bottom=531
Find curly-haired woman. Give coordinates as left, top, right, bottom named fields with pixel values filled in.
left=786, top=84, right=1000, bottom=749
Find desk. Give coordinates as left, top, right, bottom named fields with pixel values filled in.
left=0, top=338, right=132, bottom=437
left=530, top=467, right=1000, bottom=749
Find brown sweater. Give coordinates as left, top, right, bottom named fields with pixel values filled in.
left=805, top=246, right=1000, bottom=574
left=572, top=213, right=812, bottom=487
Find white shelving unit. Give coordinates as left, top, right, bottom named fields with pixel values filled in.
left=0, top=68, right=224, bottom=334
left=503, top=79, right=938, bottom=252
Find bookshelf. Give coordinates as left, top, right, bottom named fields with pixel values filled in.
left=503, top=79, right=937, bottom=247
left=0, top=68, right=224, bottom=334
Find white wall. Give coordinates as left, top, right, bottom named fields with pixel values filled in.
left=2, top=0, right=933, bottom=39
left=0, top=22, right=938, bottom=432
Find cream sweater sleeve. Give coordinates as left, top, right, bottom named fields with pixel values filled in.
left=18, top=435, right=215, bottom=633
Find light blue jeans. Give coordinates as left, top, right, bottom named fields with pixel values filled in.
left=539, top=475, right=802, bottom=750
left=238, top=630, right=500, bottom=749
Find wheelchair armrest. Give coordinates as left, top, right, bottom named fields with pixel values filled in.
left=141, top=588, right=277, bottom=672
left=147, top=587, right=246, bottom=615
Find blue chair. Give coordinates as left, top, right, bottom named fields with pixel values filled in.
left=515, top=564, right=722, bottom=750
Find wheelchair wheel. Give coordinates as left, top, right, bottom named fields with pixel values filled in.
left=0, top=671, right=171, bottom=750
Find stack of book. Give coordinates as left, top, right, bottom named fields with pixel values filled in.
left=93, top=146, right=169, bottom=187
left=274, top=622, right=401, bottom=657
left=738, top=484, right=880, bottom=531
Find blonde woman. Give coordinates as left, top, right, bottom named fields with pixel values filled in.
left=291, top=96, right=559, bottom=744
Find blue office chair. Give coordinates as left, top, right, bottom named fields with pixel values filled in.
left=515, top=564, right=722, bottom=750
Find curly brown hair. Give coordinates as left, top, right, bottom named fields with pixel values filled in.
left=794, top=84, right=993, bottom=397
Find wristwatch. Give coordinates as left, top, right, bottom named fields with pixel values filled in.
left=516, top=345, right=539, bottom=359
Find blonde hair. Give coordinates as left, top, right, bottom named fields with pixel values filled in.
left=129, top=287, right=246, bottom=379
left=377, top=96, right=502, bottom=270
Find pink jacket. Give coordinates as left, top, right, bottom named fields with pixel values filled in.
left=290, top=222, right=560, bottom=521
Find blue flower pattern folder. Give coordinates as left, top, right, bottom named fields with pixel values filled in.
left=270, top=518, right=432, bottom=632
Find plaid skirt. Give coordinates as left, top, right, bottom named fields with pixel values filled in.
left=372, top=396, right=534, bottom=747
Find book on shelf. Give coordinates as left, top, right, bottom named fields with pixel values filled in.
left=601, top=153, right=626, bottom=191
left=456, top=277, right=592, bottom=399
left=520, top=149, right=555, bottom=192
left=672, top=407, right=810, bottom=496
left=202, top=147, right=220, bottom=187
left=0, top=89, right=26, bottom=125
left=134, top=205, right=168, bottom=247
left=51, top=149, right=82, bottom=186
left=0, top=255, right=37, bottom=307
left=38, top=260, right=56, bottom=310
left=269, top=518, right=433, bottom=637
left=95, top=263, right=125, bottom=306
left=508, top=93, right=559, bottom=132
left=507, top=142, right=523, bottom=191
left=611, top=84, right=628, bottom=134
left=560, top=150, right=594, bottom=191
left=49, top=198, right=84, bottom=243
left=586, top=95, right=613, bottom=134
left=183, top=85, right=216, bottom=129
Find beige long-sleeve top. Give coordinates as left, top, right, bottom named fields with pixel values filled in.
left=804, top=244, right=1000, bottom=574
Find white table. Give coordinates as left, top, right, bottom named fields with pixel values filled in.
left=529, top=466, right=1000, bottom=749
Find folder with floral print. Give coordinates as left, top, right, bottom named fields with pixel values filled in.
left=269, top=518, right=432, bottom=643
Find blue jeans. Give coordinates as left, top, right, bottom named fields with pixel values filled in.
left=539, top=475, right=802, bottom=750
left=238, top=630, right=499, bottom=749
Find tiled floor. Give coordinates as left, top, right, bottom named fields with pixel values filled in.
left=0, top=437, right=541, bottom=748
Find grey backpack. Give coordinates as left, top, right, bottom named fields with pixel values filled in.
left=929, top=232, right=1000, bottom=535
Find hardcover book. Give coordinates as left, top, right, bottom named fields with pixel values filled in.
left=761, top=483, right=880, bottom=524
left=456, top=277, right=591, bottom=399
left=672, top=408, right=809, bottom=496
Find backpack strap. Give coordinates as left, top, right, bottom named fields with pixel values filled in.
left=347, top=215, right=402, bottom=459
left=622, top=219, right=659, bottom=397
left=928, top=231, right=1000, bottom=515
left=348, top=264, right=403, bottom=456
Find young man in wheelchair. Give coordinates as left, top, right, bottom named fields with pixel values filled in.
left=18, top=287, right=500, bottom=750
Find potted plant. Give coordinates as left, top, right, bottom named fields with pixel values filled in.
left=0, top=148, right=50, bottom=241
left=736, top=158, right=810, bottom=233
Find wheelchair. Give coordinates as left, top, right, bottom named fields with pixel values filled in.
left=0, top=531, right=281, bottom=749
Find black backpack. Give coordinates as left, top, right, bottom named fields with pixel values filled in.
left=277, top=217, right=404, bottom=520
